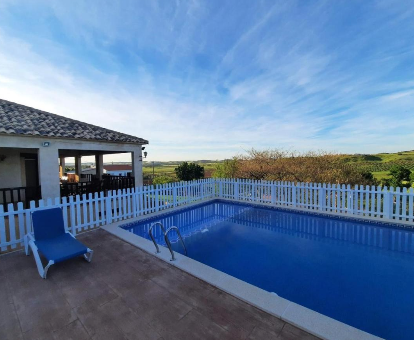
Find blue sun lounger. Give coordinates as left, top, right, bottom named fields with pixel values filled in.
left=24, top=207, right=93, bottom=279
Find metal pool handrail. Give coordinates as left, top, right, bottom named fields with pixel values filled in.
left=148, top=222, right=166, bottom=254
left=165, top=226, right=187, bottom=261
left=149, top=222, right=187, bottom=261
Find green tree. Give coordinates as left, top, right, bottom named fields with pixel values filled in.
left=174, top=162, right=205, bottom=181
left=212, top=159, right=238, bottom=178
left=358, top=171, right=378, bottom=184
left=381, top=165, right=412, bottom=188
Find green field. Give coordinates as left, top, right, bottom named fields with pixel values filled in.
left=143, top=161, right=220, bottom=180
left=342, top=151, right=414, bottom=165
left=341, top=150, right=414, bottom=182
left=370, top=170, right=390, bottom=181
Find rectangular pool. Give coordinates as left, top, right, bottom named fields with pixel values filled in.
left=122, top=200, right=414, bottom=340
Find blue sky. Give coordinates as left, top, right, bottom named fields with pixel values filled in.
left=0, top=1, right=413, bottom=161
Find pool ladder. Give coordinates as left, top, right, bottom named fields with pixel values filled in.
left=148, top=222, right=187, bottom=261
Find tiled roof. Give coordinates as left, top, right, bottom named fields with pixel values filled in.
left=0, top=99, right=148, bottom=145
left=104, top=164, right=132, bottom=171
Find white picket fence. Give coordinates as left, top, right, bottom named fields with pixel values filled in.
left=1, top=178, right=413, bottom=252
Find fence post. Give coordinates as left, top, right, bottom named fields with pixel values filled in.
left=292, top=182, right=297, bottom=207
left=347, top=184, right=353, bottom=215
left=61, top=197, right=68, bottom=231
left=17, top=202, right=25, bottom=246
left=132, top=188, right=137, bottom=217
left=155, top=185, right=160, bottom=212
left=271, top=182, right=276, bottom=205
left=319, top=184, right=326, bottom=211
left=219, top=179, right=223, bottom=198
left=106, top=191, right=113, bottom=224
left=173, top=185, right=177, bottom=207
left=186, top=182, right=190, bottom=204
left=384, top=187, right=394, bottom=220
left=234, top=180, right=239, bottom=201
left=0, top=205, right=6, bottom=251
left=7, top=204, right=16, bottom=249
left=201, top=180, right=205, bottom=200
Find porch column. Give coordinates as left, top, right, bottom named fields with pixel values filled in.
left=95, top=154, right=104, bottom=180
left=38, top=147, right=60, bottom=199
left=131, top=148, right=143, bottom=187
left=75, top=155, right=82, bottom=182
left=59, top=157, right=65, bottom=177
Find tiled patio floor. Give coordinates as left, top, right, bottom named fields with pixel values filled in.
left=0, top=229, right=319, bottom=340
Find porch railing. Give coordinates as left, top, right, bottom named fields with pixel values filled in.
left=0, top=186, right=41, bottom=210
left=60, top=176, right=135, bottom=197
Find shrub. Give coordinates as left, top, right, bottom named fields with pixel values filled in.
left=152, top=175, right=176, bottom=185
left=225, top=149, right=378, bottom=186
left=381, top=165, right=412, bottom=188
left=212, top=159, right=238, bottom=178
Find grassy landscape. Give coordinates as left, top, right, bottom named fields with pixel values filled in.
left=143, top=161, right=220, bottom=180
left=142, top=150, right=414, bottom=183
left=342, top=150, right=414, bottom=182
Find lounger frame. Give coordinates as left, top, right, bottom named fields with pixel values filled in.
left=24, top=232, right=93, bottom=279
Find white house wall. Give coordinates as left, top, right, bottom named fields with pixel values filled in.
left=0, top=148, right=24, bottom=188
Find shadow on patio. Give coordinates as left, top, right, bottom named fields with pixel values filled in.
left=0, top=229, right=319, bottom=340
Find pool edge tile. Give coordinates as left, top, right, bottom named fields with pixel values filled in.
left=281, top=302, right=384, bottom=340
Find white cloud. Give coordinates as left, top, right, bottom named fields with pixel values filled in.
left=0, top=1, right=414, bottom=162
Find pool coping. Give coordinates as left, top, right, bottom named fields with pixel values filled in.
left=103, top=198, right=389, bottom=340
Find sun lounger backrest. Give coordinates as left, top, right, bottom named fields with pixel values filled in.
left=32, top=207, right=66, bottom=240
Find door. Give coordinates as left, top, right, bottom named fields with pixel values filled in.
left=23, top=153, right=40, bottom=203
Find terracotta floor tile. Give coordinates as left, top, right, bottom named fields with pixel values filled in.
left=278, top=324, right=320, bottom=340
left=52, top=319, right=91, bottom=340
left=1, top=229, right=319, bottom=340
left=0, top=303, right=23, bottom=340
left=248, top=326, right=280, bottom=340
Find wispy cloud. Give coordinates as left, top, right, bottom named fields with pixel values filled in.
left=0, top=0, right=414, bottom=161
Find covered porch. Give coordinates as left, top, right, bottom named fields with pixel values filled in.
left=0, top=139, right=144, bottom=211
left=0, top=99, right=148, bottom=211
left=58, top=149, right=137, bottom=198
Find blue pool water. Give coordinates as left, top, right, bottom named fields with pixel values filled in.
left=122, top=200, right=414, bottom=340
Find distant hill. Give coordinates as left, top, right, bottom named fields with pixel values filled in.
left=143, top=160, right=219, bottom=166
left=341, top=150, right=414, bottom=163
left=340, top=151, right=414, bottom=181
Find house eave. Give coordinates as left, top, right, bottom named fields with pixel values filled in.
left=0, top=133, right=149, bottom=146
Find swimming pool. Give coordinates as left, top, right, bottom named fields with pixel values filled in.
left=121, top=199, right=414, bottom=340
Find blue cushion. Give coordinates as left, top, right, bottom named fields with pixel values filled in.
left=32, top=208, right=66, bottom=241
left=35, top=234, right=88, bottom=263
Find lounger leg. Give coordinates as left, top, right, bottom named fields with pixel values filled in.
left=28, top=240, right=54, bottom=279
left=83, top=249, right=93, bottom=263
left=24, top=235, right=31, bottom=256
left=43, top=261, right=54, bottom=279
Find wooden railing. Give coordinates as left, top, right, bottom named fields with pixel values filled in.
left=81, top=173, right=94, bottom=182
left=0, top=186, right=41, bottom=210
left=60, top=176, right=135, bottom=197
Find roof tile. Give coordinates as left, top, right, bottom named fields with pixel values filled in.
left=0, top=99, right=148, bottom=145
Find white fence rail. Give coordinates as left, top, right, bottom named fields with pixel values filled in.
left=1, top=178, right=413, bottom=252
